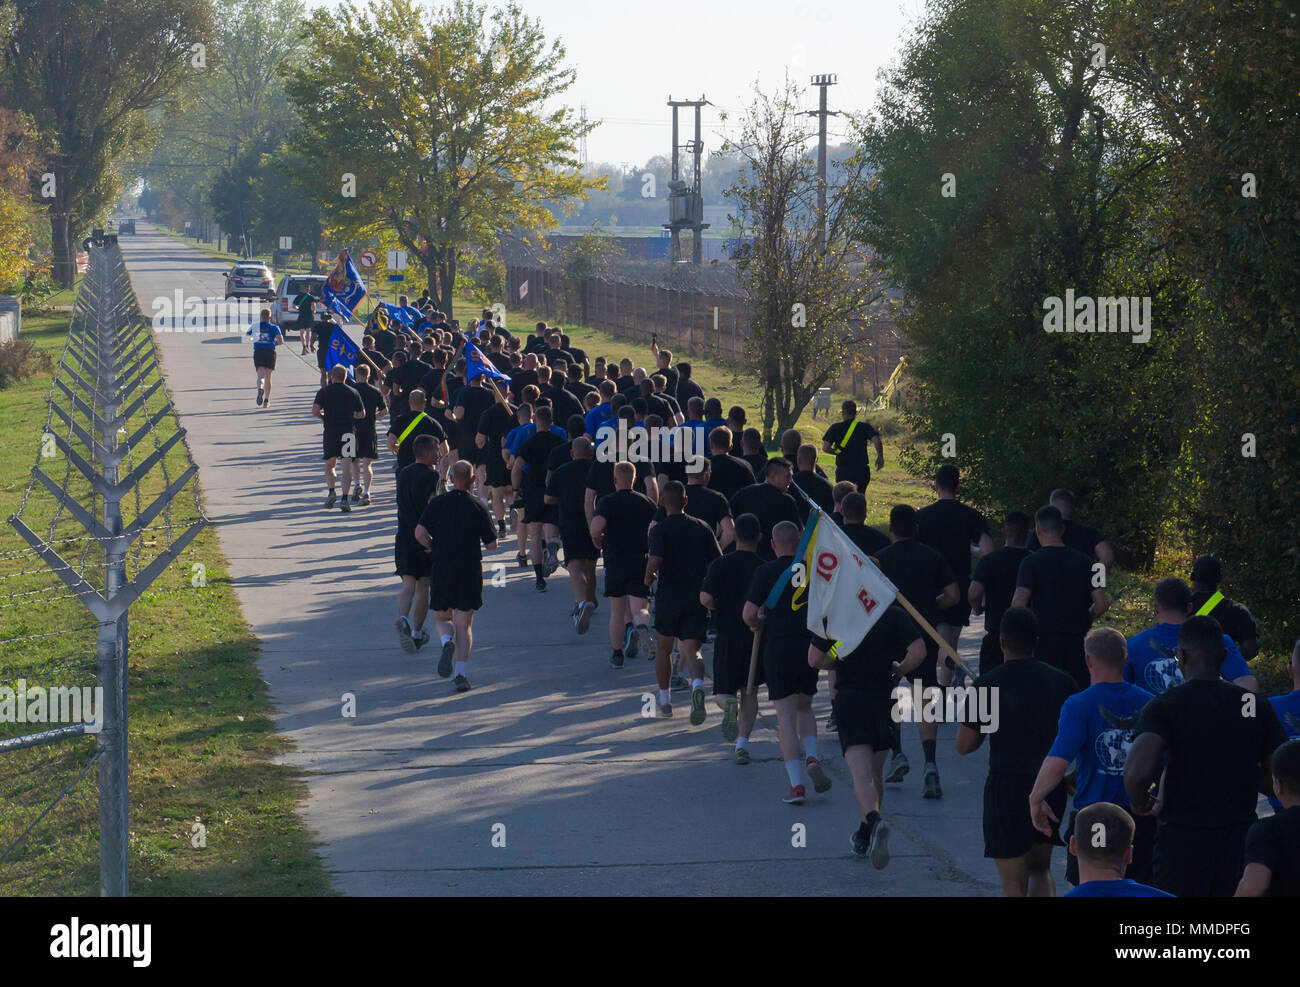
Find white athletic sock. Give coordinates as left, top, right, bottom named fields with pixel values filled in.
left=658, top=688, right=670, bottom=705
left=440, top=633, right=452, bottom=645
left=785, top=759, right=804, bottom=788
left=802, top=736, right=818, bottom=761
left=692, top=677, right=704, bottom=690
left=453, top=661, right=468, bottom=677
left=736, top=736, right=749, bottom=749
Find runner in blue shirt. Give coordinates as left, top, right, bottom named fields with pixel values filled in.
left=245, top=307, right=284, bottom=408
left=1029, top=626, right=1156, bottom=886
left=1125, top=578, right=1256, bottom=692
left=1266, top=640, right=1300, bottom=810
left=1064, top=802, right=1174, bottom=898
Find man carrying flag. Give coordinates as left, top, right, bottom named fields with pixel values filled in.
left=801, top=505, right=927, bottom=867
left=452, top=335, right=511, bottom=491
left=325, top=323, right=362, bottom=380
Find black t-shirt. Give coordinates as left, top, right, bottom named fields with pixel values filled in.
left=518, top=430, right=567, bottom=490
left=615, top=374, right=637, bottom=394
left=595, top=488, right=657, bottom=558
left=314, top=381, right=364, bottom=430
left=822, top=418, right=879, bottom=481
left=546, top=458, right=592, bottom=536
left=396, top=461, right=440, bottom=534
left=293, top=291, right=317, bottom=324
left=965, top=659, right=1077, bottom=775
left=353, top=380, right=385, bottom=434
left=566, top=379, right=597, bottom=403
left=416, top=488, right=497, bottom=568
left=1189, top=590, right=1259, bottom=646
left=545, top=439, right=572, bottom=473
left=971, top=546, right=1032, bottom=639
left=815, top=603, right=920, bottom=695
left=676, top=377, right=703, bottom=406
left=1015, top=545, right=1095, bottom=638
left=1136, top=679, right=1286, bottom=828
left=476, top=401, right=515, bottom=459
left=1026, top=518, right=1104, bottom=558
left=707, top=454, right=756, bottom=500
left=657, top=364, right=680, bottom=397
left=703, top=550, right=762, bottom=647
left=644, top=393, right=674, bottom=423
left=586, top=456, right=652, bottom=501
left=371, top=326, right=399, bottom=359
left=874, top=538, right=957, bottom=628
left=1244, top=806, right=1300, bottom=896
left=453, top=385, right=495, bottom=444
left=793, top=469, right=835, bottom=521
left=387, top=410, right=446, bottom=471
left=509, top=369, right=539, bottom=399
left=742, top=450, right=768, bottom=479
left=361, top=348, right=389, bottom=374
left=388, top=360, right=427, bottom=406
left=842, top=522, right=890, bottom=557
left=916, top=499, right=988, bottom=587
left=654, top=484, right=729, bottom=535
left=544, top=346, right=574, bottom=367
left=311, top=318, right=335, bottom=351
left=745, top=556, right=810, bottom=645
left=729, top=483, right=800, bottom=560
left=541, top=386, right=583, bottom=425
left=648, top=512, right=721, bottom=598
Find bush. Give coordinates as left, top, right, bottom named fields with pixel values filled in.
left=0, top=337, right=53, bottom=389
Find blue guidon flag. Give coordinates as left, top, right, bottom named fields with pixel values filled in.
left=325, top=326, right=360, bottom=378
left=323, top=249, right=367, bottom=320
left=462, top=335, right=510, bottom=383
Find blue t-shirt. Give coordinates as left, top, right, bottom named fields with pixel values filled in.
left=585, top=402, right=612, bottom=437
left=681, top=419, right=707, bottom=447
left=1065, top=879, right=1173, bottom=898
left=246, top=321, right=283, bottom=349
left=505, top=423, right=565, bottom=469
left=1047, top=681, right=1155, bottom=809
left=703, top=416, right=727, bottom=445
left=1124, top=623, right=1252, bottom=693
left=1267, top=689, right=1300, bottom=810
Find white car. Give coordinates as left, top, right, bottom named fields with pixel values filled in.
left=274, top=274, right=328, bottom=326
left=224, top=261, right=275, bottom=300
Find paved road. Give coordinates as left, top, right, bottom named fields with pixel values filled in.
left=122, top=224, right=1022, bottom=895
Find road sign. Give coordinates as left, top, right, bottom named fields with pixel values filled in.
left=387, top=274, right=404, bottom=282
left=279, top=236, right=292, bottom=250
left=359, top=250, right=377, bottom=269
left=387, top=250, right=407, bottom=271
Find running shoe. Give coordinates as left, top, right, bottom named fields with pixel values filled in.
left=885, top=751, right=910, bottom=783
left=543, top=540, right=559, bottom=576
left=734, top=746, right=750, bottom=765
left=438, top=640, right=455, bottom=678
left=497, top=519, right=506, bottom=539
left=826, top=710, right=838, bottom=732
left=535, top=574, right=546, bottom=592
left=576, top=600, right=594, bottom=635
left=783, top=785, right=806, bottom=805
left=324, top=490, right=337, bottom=509
left=361, top=492, right=371, bottom=506
left=721, top=697, right=739, bottom=742
left=255, top=386, right=263, bottom=406
left=868, top=819, right=891, bottom=869
left=657, top=701, right=672, bottom=718
left=623, top=623, right=638, bottom=659
left=609, top=650, right=624, bottom=669
left=851, top=827, right=869, bottom=858
left=412, top=629, right=430, bottom=651
left=570, top=603, right=581, bottom=630
left=806, top=757, right=832, bottom=794
left=340, top=499, right=351, bottom=513
left=638, top=625, right=654, bottom=660
left=395, top=616, right=415, bottom=654
left=922, top=764, right=943, bottom=799
left=670, top=674, right=689, bottom=693
left=689, top=686, right=706, bottom=726
left=351, top=487, right=362, bottom=502
left=515, top=552, right=528, bottom=568
left=453, top=674, right=471, bottom=693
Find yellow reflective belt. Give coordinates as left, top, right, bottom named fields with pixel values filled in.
left=832, top=419, right=859, bottom=454
left=1195, top=590, right=1225, bottom=617
left=397, top=411, right=428, bottom=446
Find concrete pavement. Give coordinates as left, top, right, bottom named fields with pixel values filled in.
left=121, top=223, right=1020, bottom=896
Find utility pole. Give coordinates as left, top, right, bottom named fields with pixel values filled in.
left=665, top=95, right=711, bottom=265
left=806, top=74, right=839, bottom=252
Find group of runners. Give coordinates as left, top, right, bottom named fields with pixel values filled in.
left=246, top=299, right=1299, bottom=897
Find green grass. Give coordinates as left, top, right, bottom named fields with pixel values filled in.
left=0, top=309, right=333, bottom=896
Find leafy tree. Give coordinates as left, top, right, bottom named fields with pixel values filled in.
left=724, top=78, right=885, bottom=440
left=1, top=0, right=215, bottom=285
left=282, top=0, right=599, bottom=318
left=849, top=0, right=1194, bottom=565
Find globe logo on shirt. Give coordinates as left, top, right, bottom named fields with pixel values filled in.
left=1141, top=656, right=1182, bottom=694
left=1094, top=706, right=1140, bottom=775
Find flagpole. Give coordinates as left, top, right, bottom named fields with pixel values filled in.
left=744, top=624, right=763, bottom=697
left=788, top=481, right=978, bottom=681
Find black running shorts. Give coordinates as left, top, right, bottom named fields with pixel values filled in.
left=653, top=593, right=708, bottom=642
left=353, top=426, right=378, bottom=461
left=711, top=630, right=760, bottom=695
left=323, top=426, right=354, bottom=460
left=982, top=772, right=1064, bottom=859
left=394, top=534, right=431, bottom=579
left=604, top=556, right=650, bottom=599
left=562, top=530, right=599, bottom=564
left=430, top=565, right=484, bottom=612
left=484, top=454, right=510, bottom=488
left=762, top=637, right=817, bottom=701
left=253, top=348, right=276, bottom=370
left=832, top=687, right=896, bottom=755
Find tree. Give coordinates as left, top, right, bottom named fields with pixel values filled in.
left=848, top=0, right=1195, bottom=565
left=1, top=0, right=215, bottom=285
left=724, top=79, right=885, bottom=440
left=283, top=0, right=599, bottom=318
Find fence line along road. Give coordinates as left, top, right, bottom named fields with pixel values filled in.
left=2, top=241, right=207, bottom=896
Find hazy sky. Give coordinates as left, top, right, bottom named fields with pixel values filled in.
left=307, top=0, right=926, bottom=168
